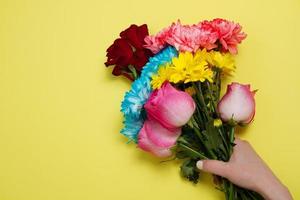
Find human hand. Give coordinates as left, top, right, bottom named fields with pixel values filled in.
left=196, top=138, right=293, bottom=200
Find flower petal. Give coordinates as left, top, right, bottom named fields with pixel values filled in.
left=145, top=82, right=196, bottom=129
left=145, top=118, right=181, bottom=148
left=218, top=82, right=256, bottom=124
left=137, top=123, right=173, bottom=158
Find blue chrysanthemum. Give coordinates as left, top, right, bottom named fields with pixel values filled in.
left=120, top=115, right=144, bottom=141
left=120, top=46, right=178, bottom=142
left=141, top=46, right=178, bottom=78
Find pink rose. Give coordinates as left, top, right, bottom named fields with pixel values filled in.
left=137, top=118, right=181, bottom=157
left=217, top=82, right=256, bottom=124
left=144, top=82, right=196, bottom=130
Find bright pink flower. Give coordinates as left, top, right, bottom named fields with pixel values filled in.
left=144, top=26, right=171, bottom=54
left=144, top=20, right=218, bottom=53
left=165, top=21, right=200, bottom=52
left=144, top=82, right=196, bottom=130
left=137, top=118, right=181, bottom=157
left=146, top=118, right=181, bottom=147
left=197, top=24, right=219, bottom=50
left=144, top=19, right=246, bottom=54
left=143, top=36, right=164, bottom=54
left=205, top=18, right=247, bottom=54
left=217, top=82, right=256, bottom=124
left=165, top=21, right=207, bottom=52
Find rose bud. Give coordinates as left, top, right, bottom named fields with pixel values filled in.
left=137, top=119, right=181, bottom=158
left=217, top=82, right=256, bottom=124
left=144, top=82, right=196, bottom=130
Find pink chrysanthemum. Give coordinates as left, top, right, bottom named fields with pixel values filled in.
left=201, top=18, right=247, bottom=54
left=144, top=26, right=172, bottom=54
left=144, top=19, right=247, bottom=54
left=165, top=21, right=218, bottom=52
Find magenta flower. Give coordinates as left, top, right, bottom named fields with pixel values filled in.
left=144, top=20, right=218, bottom=53
left=217, top=82, right=256, bottom=124
left=144, top=26, right=172, bottom=54
left=166, top=20, right=218, bottom=52
left=144, top=19, right=246, bottom=54
left=203, top=18, right=247, bottom=54
left=144, top=82, right=196, bottom=130
left=137, top=118, right=181, bottom=157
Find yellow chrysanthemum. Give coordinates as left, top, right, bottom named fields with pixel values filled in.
left=151, top=49, right=236, bottom=89
left=212, top=52, right=235, bottom=74
left=183, top=61, right=213, bottom=83
left=194, top=48, right=214, bottom=65
left=151, top=64, right=174, bottom=89
left=169, top=51, right=213, bottom=84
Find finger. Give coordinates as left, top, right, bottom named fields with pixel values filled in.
left=197, top=160, right=229, bottom=178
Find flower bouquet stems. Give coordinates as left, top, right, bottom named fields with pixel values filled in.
left=176, top=77, right=264, bottom=200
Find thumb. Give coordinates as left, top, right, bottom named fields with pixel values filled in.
left=196, top=160, right=229, bottom=178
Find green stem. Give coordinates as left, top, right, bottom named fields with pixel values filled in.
left=216, top=70, right=221, bottom=99
left=206, top=81, right=217, bottom=113
left=192, top=126, right=202, bottom=139
left=229, top=181, right=234, bottom=200
left=195, top=104, right=206, bottom=130
left=193, top=127, right=217, bottom=159
left=193, top=82, right=210, bottom=120
left=218, top=128, right=229, bottom=157
left=223, top=179, right=235, bottom=200
left=177, top=143, right=208, bottom=160
left=128, top=65, right=138, bottom=80
left=229, top=126, right=235, bottom=155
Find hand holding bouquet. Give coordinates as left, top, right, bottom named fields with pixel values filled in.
left=105, top=19, right=263, bottom=200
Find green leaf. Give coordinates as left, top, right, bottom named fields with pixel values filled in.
left=180, top=159, right=200, bottom=184
left=204, top=119, right=224, bottom=150
left=179, top=126, right=202, bottom=148
left=175, top=150, right=189, bottom=159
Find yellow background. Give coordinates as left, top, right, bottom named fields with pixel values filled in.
left=0, top=0, right=299, bottom=199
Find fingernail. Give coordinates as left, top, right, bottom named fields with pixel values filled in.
left=196, top=160, right=203, bottom=170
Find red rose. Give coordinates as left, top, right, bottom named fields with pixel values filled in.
left=105, top=24, right=153, bottom=81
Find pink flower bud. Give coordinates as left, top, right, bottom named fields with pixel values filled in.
left=137, top=118, right=181, bottom=158
left=144, top=82, right=196, bottom=130
left=217, top=82, right=256, bottom=124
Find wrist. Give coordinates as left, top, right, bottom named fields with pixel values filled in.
left=258, top=178, right=292, bottom=200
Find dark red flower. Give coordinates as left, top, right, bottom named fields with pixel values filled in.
left=105, top=24, right=153, bottom=81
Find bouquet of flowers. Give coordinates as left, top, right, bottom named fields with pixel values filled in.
left=105, top=18, right=263, bottom=200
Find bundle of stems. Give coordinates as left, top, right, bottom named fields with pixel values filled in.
left=175, top=71, right=263, bottom=200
